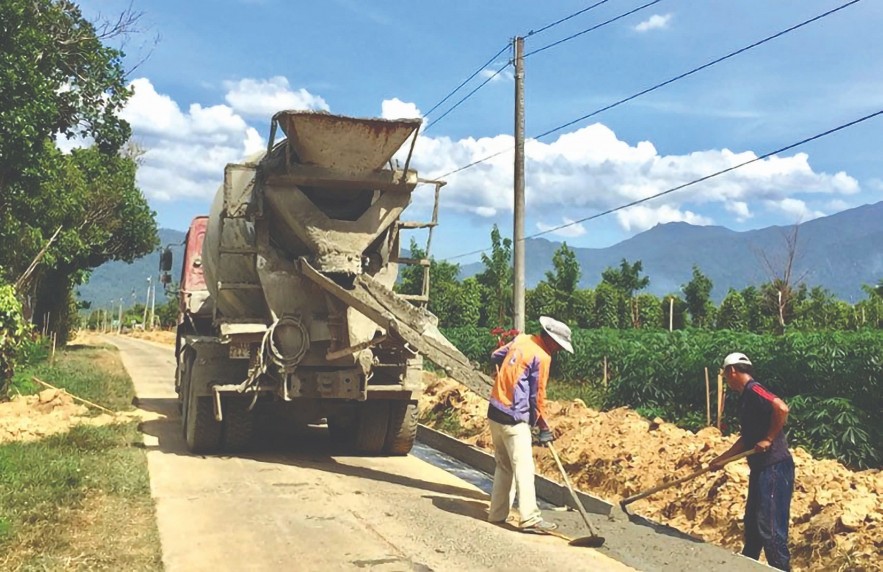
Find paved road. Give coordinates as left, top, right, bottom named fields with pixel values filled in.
left=106, top=335, right=631, bottom=572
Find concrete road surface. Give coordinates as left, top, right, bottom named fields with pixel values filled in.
left=106, top=335, right=631, bottom=572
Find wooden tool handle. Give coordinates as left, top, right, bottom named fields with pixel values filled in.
left=620, top=449, right=756, bottom=507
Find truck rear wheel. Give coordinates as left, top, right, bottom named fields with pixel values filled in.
left=383, top=400, right=418, bottom=455
left=222, top=397, right=254, bottom=452
left=182, top=351, right=221, bottom=454
left=354, top=400, right=390, bottom=455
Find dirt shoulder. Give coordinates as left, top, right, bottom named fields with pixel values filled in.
left=419, top=376, right=882, bottom=572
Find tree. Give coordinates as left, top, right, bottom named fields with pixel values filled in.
left=592, top=282, right=625, bottom=329
left=601, top=259, right=650, bottom=327
left=717, top=289, right=747, bottom=331
left=396, top=238, right=479, bottom=327
left=0, top=0, right=134, bottom=195
left=682, top=265, right=714, bottom=328
left=756, top=224, right=808, bottom=333
left=532, top=243, right=582, bottom=324
left=476, top=225, right=513, bottom=328
left=633, top=293, right=663, bottom=329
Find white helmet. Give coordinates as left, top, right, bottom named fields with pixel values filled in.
left=539, top=316, right=573, bottom=354
left=722, top=352, right=752, bottom=368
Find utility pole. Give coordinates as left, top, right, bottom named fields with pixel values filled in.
left=143, top=277, right=151, bottom=327
left=513, top=36, right=526, bottom=332
left=148, top=275, right=156, bottom=330
left=118, top=298, right=123, bottom=334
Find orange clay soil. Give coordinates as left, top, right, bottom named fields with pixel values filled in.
left=419, top=375, right=882, bottom=572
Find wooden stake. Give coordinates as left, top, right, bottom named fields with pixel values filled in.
left=32, top=376, right=116, bottom=415
left=603, top=356, right=608, bottom=388
left=50, top=332, right=57, bottom=367
left=717, top=371, right=723, bottom=430
left=704, top=367, right=711, bottom=426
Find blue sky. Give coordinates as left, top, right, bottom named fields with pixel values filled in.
left=75, top=0, right=883, bottom=263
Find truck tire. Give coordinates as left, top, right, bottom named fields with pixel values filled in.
left=354, top=401, right=390, bottom=455
left=185, top=394, right=222, bottom=454
left=222, top=397, right=254, bottom=452
left=327, top=414, right=357, bottom=446
left=182, top=351, right=221, bottom=454
left=383, top=400, right=418, bottom=455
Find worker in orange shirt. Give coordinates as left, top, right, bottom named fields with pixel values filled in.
left=486, top=316, right=574, bottom=532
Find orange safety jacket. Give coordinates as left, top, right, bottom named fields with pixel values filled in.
left=488, top=334, right=552, bottom=426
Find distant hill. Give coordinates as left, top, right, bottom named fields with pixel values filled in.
left=77, top=201, right=883, bottom=307
left=76, top=228, right=186, bottom=309
left=459, top=201, right=883, bottom=303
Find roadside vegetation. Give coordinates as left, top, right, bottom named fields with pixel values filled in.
left=0, top=337, right=162, bottom=571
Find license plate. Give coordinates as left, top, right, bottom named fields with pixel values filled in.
left=228, top=342, right=250, bottom=359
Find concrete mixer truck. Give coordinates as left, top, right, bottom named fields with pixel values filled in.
left=173, top=111, right=493, bottom=455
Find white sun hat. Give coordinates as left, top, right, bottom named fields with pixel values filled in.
left=539, top=316, right=574, bottom=354
left=722, top=352, right=752, bottom=368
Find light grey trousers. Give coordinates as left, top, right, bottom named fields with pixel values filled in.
left=487, top=419, right=542, bottom=527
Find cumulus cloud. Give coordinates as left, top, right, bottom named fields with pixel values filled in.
left=223, top=76, right=329, bottom=117
left=536, top=218, right=587, bottom=238
left=122, top=78, right=263, bottom=201
left=406, top=121, right=859, bottom=233
left=635, top=14, right=672, bottom=32
left=119, top=84, right=860, bottom=239
left=382, top=98, right=422, bottom=120
left=764, top=198, right=825, bottom=222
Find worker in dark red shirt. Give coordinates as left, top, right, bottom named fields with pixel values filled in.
left=710, top=352, right=794, bottom=571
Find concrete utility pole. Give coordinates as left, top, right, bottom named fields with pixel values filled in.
left=148, top=275, right=156, bottom=330
left=513, top=36, right=526, bottom=332
left=143, top=277, right=151, bottom=327
left=118, top=298, right=123, bottom=334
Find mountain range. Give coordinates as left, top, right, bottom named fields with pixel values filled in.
left=76, top=201, right=883, bottom=308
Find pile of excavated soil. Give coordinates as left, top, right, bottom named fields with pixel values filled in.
left=0, top=388, right=160, bottom=444
left=419, top=376, right=882, bottom=572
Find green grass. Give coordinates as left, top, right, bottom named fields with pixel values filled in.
left=0, top=341, right=161, bottom=571
left=548, top=379, right=607, bottom=410
left=11, top=343, right=135, bottom=411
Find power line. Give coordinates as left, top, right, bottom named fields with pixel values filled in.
left=424, top=61, right=513, bottom=132
left=534, top=0, right=862, bottom=139
left=525, top=0, right=665, bottom=58
left=423, top=43, right=511, bottom=120
left=432, top=0, right=862, bottom=179
left=444, top=108, right=883, bottom=261
left=422, top=0, right=632, bottom=132
left=526, top=0, right=616, bottom=38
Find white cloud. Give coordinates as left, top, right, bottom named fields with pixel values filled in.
left=120, top=85, right=862, bottom=239
left=726, top=201, right=752, bottom=221
left=479, top=66, right=514, bottom=83
left=536, top=218, right=587, bottom=238
left=381, top=98, right=422, bottom=120
left=223, top=76, right=329, bottom=117
left=407, top=121, right=859, bottom=233
left=763, top=198, right=825, bottom=222
left=122, top=77, right=263, bottom=202
left=615, top=204, right=712, bottom=232
left=635, top=14, right=672, bottom=33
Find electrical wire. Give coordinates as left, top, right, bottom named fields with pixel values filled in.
left=423, top=43, right=511, bottom=120
left=425, top=61, right=513, bottom=132
left=526, top=0, right=616, bottom=38
left=433, top=0, right=862, bottom=179
left=443, top=108, right=883, bottom=261
left=525, top=0, right=665, bottom=58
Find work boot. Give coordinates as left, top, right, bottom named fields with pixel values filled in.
left=522, top=519, right=558, bottom=533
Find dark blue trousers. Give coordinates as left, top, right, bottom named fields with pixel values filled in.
left=743, top=457, right=794, bottom=571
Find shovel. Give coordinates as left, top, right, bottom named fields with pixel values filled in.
left=620, top=449, right=757, bottom=513
left=547, top=442, right=606, bottom=548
